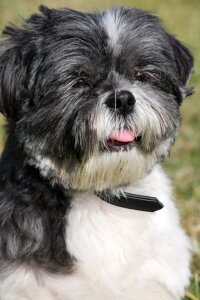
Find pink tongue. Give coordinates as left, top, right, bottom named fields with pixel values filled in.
left=111, top=130, right=135, bottom=142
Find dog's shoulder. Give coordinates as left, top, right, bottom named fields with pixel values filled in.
left=0, top=139, right=72, bottom=273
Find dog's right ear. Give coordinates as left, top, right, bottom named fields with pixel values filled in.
left=0, top=6, right=80, bottom=121
left=0, top=6, right=62, bottom=121
left=0, top=39, right=17, bottom=119
left=0, top=26, right=37, bottom=121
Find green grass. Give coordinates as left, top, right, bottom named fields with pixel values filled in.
left=0, top=0, right=199, bottom=299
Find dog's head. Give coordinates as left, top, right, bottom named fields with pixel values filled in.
left=0, top=7, right=193, bottom=191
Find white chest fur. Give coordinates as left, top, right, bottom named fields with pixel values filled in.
left=2, top=166, right=191, bottom=300
left=64, top=166, right=191, bottom=300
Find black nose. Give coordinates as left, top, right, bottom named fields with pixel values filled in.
left=106, top=90, right=136, bottom=115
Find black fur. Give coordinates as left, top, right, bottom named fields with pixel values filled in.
left=0, top=6, right=193, bottom=274
left=0, top=132, right=73, bottom=273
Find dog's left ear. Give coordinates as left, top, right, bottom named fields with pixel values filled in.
left=167, top=34, right=194, bottom=99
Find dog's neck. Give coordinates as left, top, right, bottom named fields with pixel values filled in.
left=0, top=133, right=163, bottom=213
left=0, top=134, right=65, bottom=198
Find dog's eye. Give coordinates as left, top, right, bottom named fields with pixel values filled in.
left=72, top=78, right=91, bottom=89
left=133, top=71, right=151, bottom=83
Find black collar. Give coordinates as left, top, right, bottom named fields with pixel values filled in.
left=96, top=191, right=164, bottom=212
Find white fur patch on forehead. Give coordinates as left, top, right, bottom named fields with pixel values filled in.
left=102, top=10, right=126, bottom=56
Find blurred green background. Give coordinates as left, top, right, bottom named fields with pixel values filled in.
left=0, top=0, right=199, bottom=299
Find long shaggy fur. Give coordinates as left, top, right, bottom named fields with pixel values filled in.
left=0, top=6, right=194, bottom=300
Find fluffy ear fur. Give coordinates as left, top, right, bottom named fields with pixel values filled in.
left=0, top=5, right=72, bottom=121
left=0, top=27, right=36, bottom=120
left=167, top=34, right=194, bottom=99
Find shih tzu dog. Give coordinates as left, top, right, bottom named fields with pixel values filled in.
left=0, top=6, right=194, bottom=300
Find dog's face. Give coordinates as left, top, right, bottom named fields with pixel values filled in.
left=0, top=7, right=193, bottom=191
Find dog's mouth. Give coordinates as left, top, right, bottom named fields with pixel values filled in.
left=105, top=130, right=142, bottom=152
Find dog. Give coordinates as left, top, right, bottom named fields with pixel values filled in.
left=0, top=6, right=194, bottom=300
